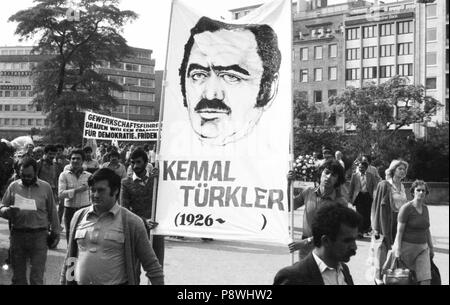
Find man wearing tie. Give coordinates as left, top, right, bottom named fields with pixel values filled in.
left=348, top=161, right=377, bottom=238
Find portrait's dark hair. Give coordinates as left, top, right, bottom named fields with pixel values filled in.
left=19, top=157, right=38, bottom=173
left=312, top=203, right=362, bottom=247
left=88, top=168, right=121, bottom=198
left=130, top=148, right=148, bottom=164
left=69, top=149, right=86, bottom=161
left=179, top=16, right=281, bottom=108
left=318, top=159, right=346, bottom=188
left=410, top=180, right=430, bottom=196
left=108, top=150, right=120, bottom=159
left=44, top=144, right=57, bottom=154
left=83, top=146, right=93, bottom=154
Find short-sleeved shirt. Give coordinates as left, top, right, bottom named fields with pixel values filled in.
left=58, top=169, right=91, bottom=208
left=398, top=202, right=430, bottom=244
left=75, top=203, right=127, bottom=285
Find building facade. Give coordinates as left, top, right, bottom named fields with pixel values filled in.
left=0, top=46, right=157, bottom=140
left=230, top=0, right=449, bottom=135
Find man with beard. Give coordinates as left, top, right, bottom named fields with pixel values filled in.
left=0, top=157, right=60, bottom=285
left=274, top=204, right=360, bottom=285
left=120, top=149, right=163, bottom=267
left=287, top=159, right=348, bottom=259
left=178, top=16, right=281, bottom=146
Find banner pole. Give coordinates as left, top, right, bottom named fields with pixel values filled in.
left=151, top=0, right=175, bottom=245
left=289, top=0, right=296, bottom=265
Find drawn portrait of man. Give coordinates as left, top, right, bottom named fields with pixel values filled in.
left=179, top=16, right=282, bottom=147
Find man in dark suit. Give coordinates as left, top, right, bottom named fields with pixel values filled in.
left=274, top=204, right=361, bottom=285
left=348, top=161, right=377, bottom=237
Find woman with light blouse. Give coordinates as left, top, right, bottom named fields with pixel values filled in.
left=371, top=159, right=409, bottom=284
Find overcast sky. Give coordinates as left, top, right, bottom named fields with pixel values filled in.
left=1, top=0, right=380, bottom=69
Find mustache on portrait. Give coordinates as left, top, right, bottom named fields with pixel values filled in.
left=194, top=98, right=231, bottom=114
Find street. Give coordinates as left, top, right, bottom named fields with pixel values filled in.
left=0, top=205, right=448, bottom=285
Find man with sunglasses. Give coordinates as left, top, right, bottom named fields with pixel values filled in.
left=0, top=157, right=60, bottom=285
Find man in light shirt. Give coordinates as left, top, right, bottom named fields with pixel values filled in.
left=274, top=204, right=361, bottom=285
left=58, top=149, right=91, bottom=242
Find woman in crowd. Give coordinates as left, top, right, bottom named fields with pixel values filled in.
left=392, top=180, right=434, bottom=285
left=371, top=159, right=409, bottom=284
left=287, top=159, right=347, bottom=259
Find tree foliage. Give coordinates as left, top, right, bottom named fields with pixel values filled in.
left=9, top=0, right=137, bottom=145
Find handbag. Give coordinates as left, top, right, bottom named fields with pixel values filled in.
left=430, top=258, right=441, bottom=285
left=382, top=250, right=416, bottom=285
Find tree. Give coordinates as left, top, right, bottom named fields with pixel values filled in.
left=293, top=92, right=344, bottom=157
left=9, top=0, right=138, bottom=145
left=328, top=76, right=440, bottom=157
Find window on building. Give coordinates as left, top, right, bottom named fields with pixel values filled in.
left=328, top=67, right=337, bottom=80
left=397, top=42, right=413, bottom=56
left=124, top=77, right=139, bottom=86
left=20, top=105, right=26, bottom=111
left=397, top=64, right=414, bottom=76
left=5, top=118, right=10, bottom=125
left=28, top=119, right=33, bottom=126
left=12, top=119, right=18, bottom=126
left=140, top=107, right=155, bottom=116
left=314, top=68, right=323, bottom=81
left=20, top=119, right=26, bottom=126
left=397, top=20, right=413, bottom=35
left=5, top=91, right=10, bottom=97
left=28, top=91, right=34, bottom=97
left=300, top=69, right=308, bottom=82
left=346, top=48, right=360, bottom=60
left=12, top=105, right=18, bottom=111
left=328, top=89, right=337, bottom=99
left=109, top=76, right=124, bottom=85
left=20, top=91, right=27, bottom=97
left=426, top=27, right=437, bottom=41
left=346, top=27, right=360, bottom=40
left=140, top=79, right=155, bottom=88
left=140, top=65, right=154, bottom=74
left=140, top=93, right=155, bottom=102
left=363, top=67, right=377, bottom=79
left=36, top=119, right=43, bottom=126
left=329, top=44, right=337, bottom=58
left=346, top=68, right=360, bottom=80
left=36, top=105, right=42, bottom=112
left=314, top=46, right=323, bottom=59
left=426, top=4, right=437, bottom=18
left=300, top=47, right=308, bottom=61
left=314, top=91, right=322, bottom=103
left=0, top=91, right=2, bottom=97
left=380, top=23, right=394, bottom=36
left=363, top=25, right=377, bottom=38
left=426, top=77, right=437, bottom=89
left=125, top=63, right=139, bottom=72
left=379, top=65, right=395, bottom=78
left=363, top=46, right=377, bottom=59
left=124, top=92, right=139, bottom=100
left=5, top=105, right=10, bottom=111
left=111, top=62, right=124, bottom=70
left=380, top=44, right=394, bottom=57
left=426, top=52, right=437, bottom=66
left=12, top=91, right=19, bottom=97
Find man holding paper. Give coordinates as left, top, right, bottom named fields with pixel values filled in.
left=0, top=157, right=60, bottom=285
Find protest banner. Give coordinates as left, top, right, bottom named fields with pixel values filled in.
left=154, top=0, right=292, bottom=245
left=83, top=111, right=159, bottom=141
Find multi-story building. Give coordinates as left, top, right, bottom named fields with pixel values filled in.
left=0, top=46, right=157, bottom=140
left=230, top=0, right=449, bottom=135
left=99, top=47, right=158, bottom=122
left=0, top=46, right=50, bottom=139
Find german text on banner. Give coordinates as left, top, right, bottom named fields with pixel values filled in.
left=83, top=111, right=159, bottom=141
left=155, top=0, right=292, bottom=245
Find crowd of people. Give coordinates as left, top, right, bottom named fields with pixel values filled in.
left=0, top=141, right=439, bottom=285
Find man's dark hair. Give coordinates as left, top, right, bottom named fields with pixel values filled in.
left=362, top=154, right=372, bottom=164
left=19, top=157, right=38, bottom=173
left=179, top=16, right=281, bottom=108
left=359, top=161, right=369, bottom=169
left=108, top=150, right=120, bottom=159
left=69, top=149, right=85, bottom=161
left=88, top=168, right=121, bottom=198
left=44, top=144, right=57, bottom=154
left=318, top=159, right=346, bottom=188
left=130, top=148, right=148, bottom=164
left=55, top=143, right=65, bottom=151
left=312, top=203, right=362, bottom=247
left=83, top=146, right=93, bottom=154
